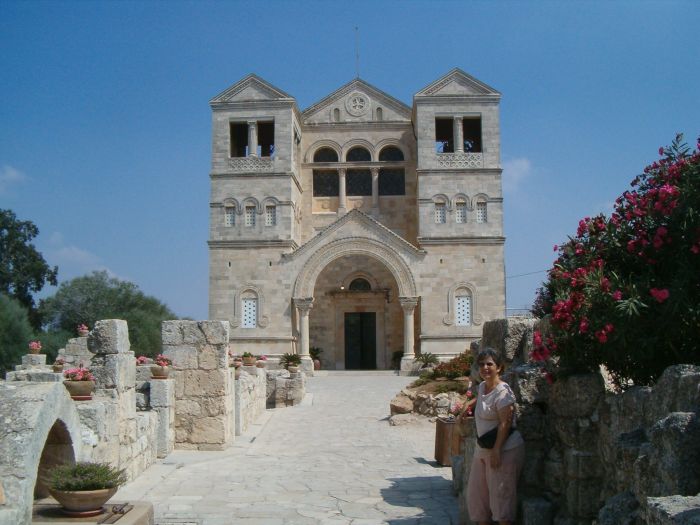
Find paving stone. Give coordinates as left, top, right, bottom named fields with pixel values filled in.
left=118, top=374, right=459, bottom=524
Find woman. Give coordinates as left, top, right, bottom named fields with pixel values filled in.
left=459, top=348, right=525, bottom=525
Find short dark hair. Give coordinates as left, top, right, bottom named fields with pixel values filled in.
left=476, top=347, right=505, bottom=372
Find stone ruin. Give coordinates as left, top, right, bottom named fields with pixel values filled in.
left=452, top=317, right=700, bottom=525
left=0, top=318, right=306, bottom=525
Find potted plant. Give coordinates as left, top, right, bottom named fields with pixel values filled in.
left=151, top=354, right=172, bottom=379
left=77, top=323, right=89, bottom=337
left=28, top=340, right=42, bottom=355
left=414, top=352, right=440, bottom=369
left=52, top=357, right=65, bottom=373
left=136, top=355, right=149, bottom=365
left=280, top=353, right=302, bottom=373
left=242, top=352, right=256, bottom=366
left=63, top=365, right=96, bottom=400
left=310, top=346, right=323, bottom=370
left=48, top=461, right=127, bottom=517
left=255, top=354, right=268, bottom=368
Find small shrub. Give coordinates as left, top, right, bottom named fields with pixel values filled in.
left=279, top=352, right=302, bottom=369
left=49, top=462, right=127, bottom=491
left=433, top=350, right=473, bottom=379
left=414, top=352, right=439, bottom=367
left=309, top=347, right=323, bottom=360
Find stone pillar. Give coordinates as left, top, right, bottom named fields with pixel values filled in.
left=454, top=116, right=464, bottom=153
left=247, top=120, right=258, bottom=157
left=338, top=168, right=347, bottom=215
left=371, top=167, right=379, bottom=215
left=399, top=297, right=419, bottom=374
left=294, top=298, right=314, bottom=367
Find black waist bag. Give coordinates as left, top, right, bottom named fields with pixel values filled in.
left=477, top=426, right=514, bottom=449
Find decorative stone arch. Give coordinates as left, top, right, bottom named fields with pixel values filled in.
left=232, top=284, right=269, bottom=328
left=375, top=139, right=408, bottom=161
left=261, top=196, right=280, bottom=207
left=442, top=281, right=482, bottom=326
left=453, top=192, right=470, bottom=204
left=432, top=193, right=451, bottom=209
left=0, top=382, right=83, bottom=524
left=471, top=192, right=490, bottom=210
left=222, top=197, right=241, bottom=216
left=241, top=196, right=261, bottom=213
left=305, top=139, right=342, bottom=163
left=342, top=139, right=376, bottom=162
left=293, top=237, right=417, bottom=299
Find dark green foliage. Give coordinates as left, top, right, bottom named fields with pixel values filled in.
left=39, top=271, right=177, bottom=357
left=0, top=209, right=58, bottom=328
left=414, top=352, right=439, bottom=367
left=0, top=293, right=34, bottom=373
left=533, top=135, right=700, bottom=388
left=432, top=350, right=473, bottom=379
left=391, top=350, right=404, bottom=369
left=279, top=352, right=302, bottom=369
left=309, top=347, right=323, bottom=360
left=49, top=462, right=127, bottom=491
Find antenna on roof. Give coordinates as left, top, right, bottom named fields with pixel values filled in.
left=355, top=26, right=360, bottom=79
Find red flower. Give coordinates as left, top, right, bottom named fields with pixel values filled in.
left=579, top=318, right=589, bottom=334
left=612, top=290, right=623, bottom=301
left=595, top=330, right=608, bottom=344
left=649, top=288, right=670, bottom=303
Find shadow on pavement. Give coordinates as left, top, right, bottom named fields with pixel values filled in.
left=381, top=475, right=460, bottom=524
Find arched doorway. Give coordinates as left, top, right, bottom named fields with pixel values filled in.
left=293, top=237, right=418, bottom=369
left=310, top=255, right=401, bottom=369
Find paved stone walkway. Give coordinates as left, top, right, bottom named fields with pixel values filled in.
left=117, top=372, right=459, bottom=524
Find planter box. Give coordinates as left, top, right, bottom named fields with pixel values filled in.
left=435, top=417, right=464, bottom=466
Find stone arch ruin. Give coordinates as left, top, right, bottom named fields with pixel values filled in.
left=0, top=382, right=82, bottom=524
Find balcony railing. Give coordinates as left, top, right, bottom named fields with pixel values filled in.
left=436, top=152, right=483, bottom=169
left=229, top=156, right=274, bottom=173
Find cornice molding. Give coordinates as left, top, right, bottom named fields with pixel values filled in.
left=417, top=236, right=505, bottom=246
left=208, top=240, right=298, bottom=250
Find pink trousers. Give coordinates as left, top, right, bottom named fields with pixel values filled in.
left=466, top=444, right=525, bottom=523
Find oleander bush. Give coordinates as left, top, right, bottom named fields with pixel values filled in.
left=532, top=135, right=700, bottom=388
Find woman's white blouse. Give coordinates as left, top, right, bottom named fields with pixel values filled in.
left=474, top=381, right=524, bottom=452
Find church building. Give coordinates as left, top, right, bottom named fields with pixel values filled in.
left=208, top=68, right=505, bottom=371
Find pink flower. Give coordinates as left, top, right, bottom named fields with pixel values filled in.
left=650, top=288, right=670, bottom=303
left=658, top=147, right=664, bottom=156
left=579, top=318, right=589, bottom=333
left=612, top=290, right=623, bottom=301
left=595, top=330, right=608, bottom=344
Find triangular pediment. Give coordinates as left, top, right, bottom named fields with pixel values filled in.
left=286, top=209, right=424, bottom=261
left=415, top=68, right=500, bottom=98
left=302, top=78, right=411, bottom=124
left=210, top=74, right=294, bottom=104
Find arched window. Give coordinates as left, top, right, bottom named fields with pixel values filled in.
left=313, top=147, right=339, bottom=163
left=265, top=205, right=276, bottom=226
left=245, top=205, right=256, bottom=227
left=333, top=108, right=340, bottom=122
left=378, top=146, right=404, bottom=162
left=224, top=206, right=235, bottom=227
left=241, top=291, right=258, bottom=328
left=455, top=289, right=472, bottom=326
left=348, top=278, right=371, bottom=291
left=346, top=146, right=371, bottom=162
left=455, top=200, right=467, bottom=223
left=476, top=200, right=487, bottom=223
left=434, top=201, right=447, bottom=224
left=376, top=107, right=383, bottom=121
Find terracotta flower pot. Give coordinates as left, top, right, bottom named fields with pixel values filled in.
left=150, top=365, right=170, bottom=379
left=234, top=368, right=241, bottom=379
left=49, top=487, right=117, bottom=517
left=242, top=356, right=256, bottom=366
left=52, top=364, right=64, bottom=373
left=256, top=360, right=266, bottom=368
left=63, top=380, right=95, bottom=401
left=313, top=359, right=321, bottom=370
left=287, top=365, right=299, bottom=374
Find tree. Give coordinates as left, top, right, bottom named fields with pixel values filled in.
left=0, top=293, right=35, bottom=373
left=0, top=209, right=58, bottom=328
left=532, top=135, right=700, bottom=388
left=39, top=271, right=177, bottom=357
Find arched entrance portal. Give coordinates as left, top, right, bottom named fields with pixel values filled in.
left=292, top=236, right=419, bottom=370
left=311, top=255, right=402, bottom=369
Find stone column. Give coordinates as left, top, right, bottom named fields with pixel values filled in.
left=247, top=120, right=258, bottom=157
left=371, top=167, right=379, bottom=215
left=454, top=116, right=464, bottom=153
left=399, top=297, right=419, bottom=374
left=338, top=168, right=347, bottom=215
left=294, top=298, right=314, bottom=359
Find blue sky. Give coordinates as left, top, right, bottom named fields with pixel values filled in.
left=1, top=0, right=698, bottom=320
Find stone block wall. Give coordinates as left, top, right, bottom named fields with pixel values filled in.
left=235, top=365, right=267, bottom=435
left=161, top=320, right=234, bottom=450
left=266, top=368, right=306, bottom=409
left=455, top=317, right=700, bottom=525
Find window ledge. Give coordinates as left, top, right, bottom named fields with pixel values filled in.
left=436, top=152, right=483, bottom=168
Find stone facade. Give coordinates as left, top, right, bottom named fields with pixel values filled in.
left=234, top=366, right=267, bottom=435
left=208, top=68, right=505, bottom=370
